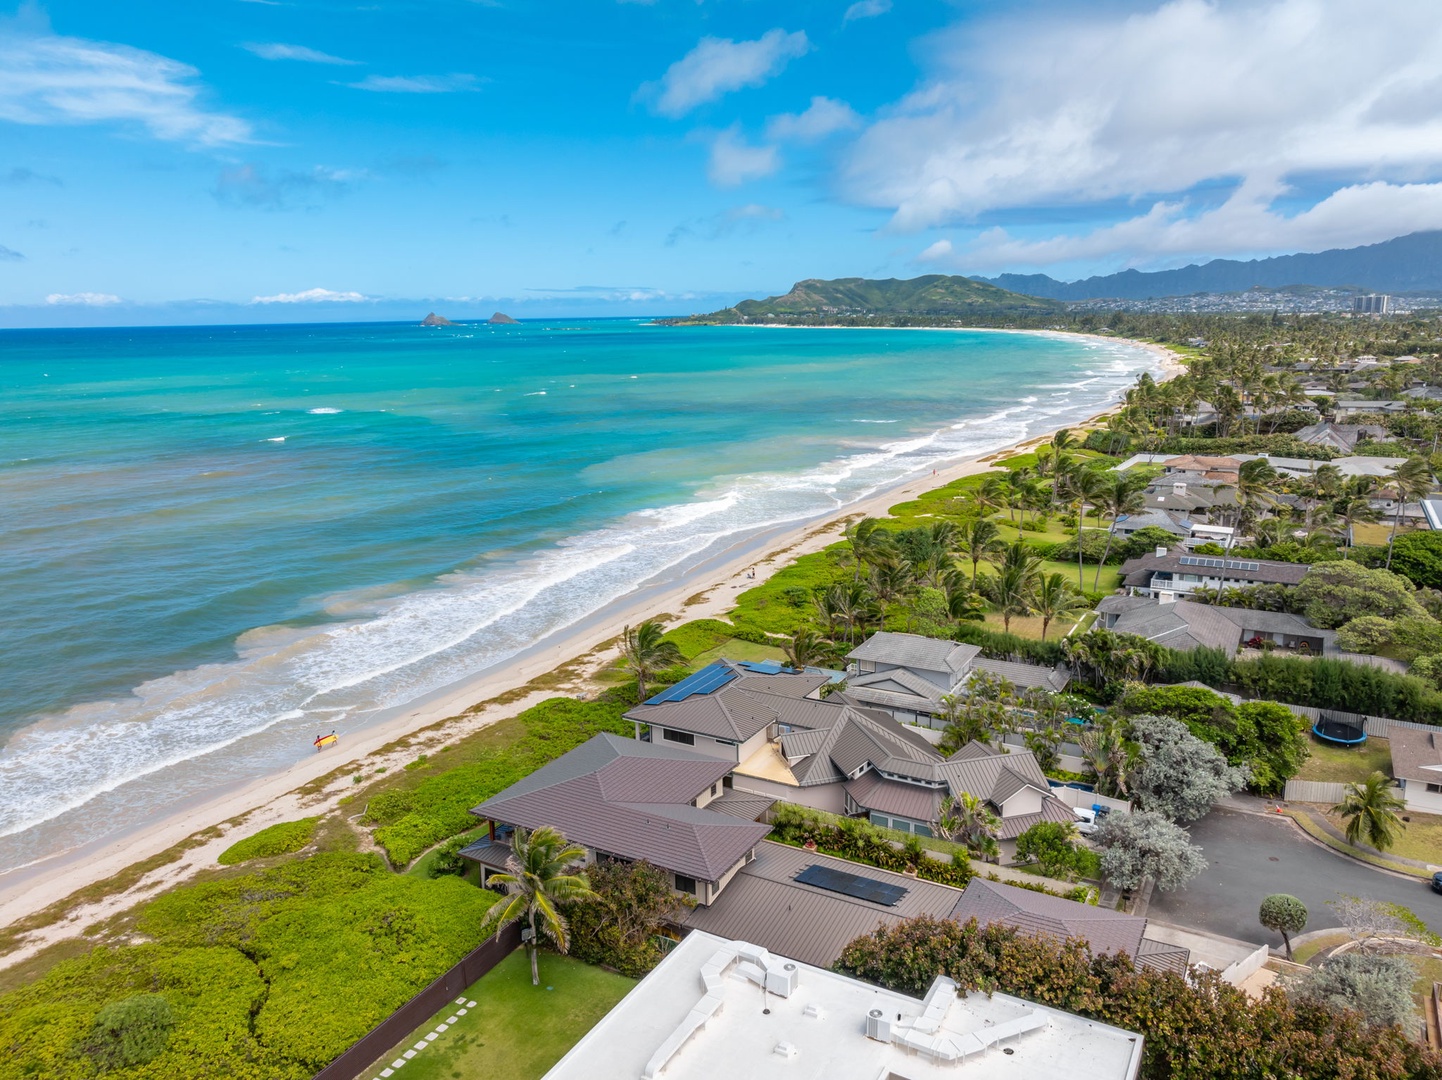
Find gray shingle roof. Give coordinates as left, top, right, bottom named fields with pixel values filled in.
left=1102, top=598, right=1336, bottom=656
left=707, top=789, right=777, bottom=821
left=949, top=878, right=1147, bottom=959
left=470, top=733, right=769, bottom=883
left=1388, top=727, right=1442, bottom=785
left=1118, top=551, right=1311, bottom=586
left=970, top=657, right=1071, bottom=692
left=843, top=770, right=943, bottom=822
left=624, top=666, right=829, bottom=742
left=847, top=632, right=981, bottom=676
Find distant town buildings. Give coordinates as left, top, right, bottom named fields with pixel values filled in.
left=1352, top=294, right=1392, bottom=315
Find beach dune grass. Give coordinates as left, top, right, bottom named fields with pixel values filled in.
left=361, top=949, right=635, bottom=1080
left=216, top=817, right=319, bottom=865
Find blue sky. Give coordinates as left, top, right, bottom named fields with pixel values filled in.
left=3, top=0, right=1442, bottom=325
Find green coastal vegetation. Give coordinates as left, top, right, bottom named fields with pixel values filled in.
left=5, top=309, right=1442, bottom=1078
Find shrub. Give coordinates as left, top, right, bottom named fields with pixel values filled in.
left=76, top=993, right=175, bottom=1071
left=1389, top=530, right=1442, bottom=589
left=835, top=917, right=1440, bottom=1080
left=1013, top=821, right=1100, bottom=881
left=217, top=818, right=319, bottom=865
left=563, top=860, right=695, bottom=978
left=770, top=805, right=973, bottom=889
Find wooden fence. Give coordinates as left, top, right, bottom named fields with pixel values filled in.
left=313, top=922, right=522, bottom=1080
left=1282, top=779, right=1348, bottom=804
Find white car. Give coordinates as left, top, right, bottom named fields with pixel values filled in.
left=1072, top=806, right=1099, bottom=836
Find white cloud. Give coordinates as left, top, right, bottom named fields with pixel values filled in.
left=46, top=292, right=121, bottom=305
left=843, top=0, right=1442, bottom=263
left=766, top=96, right=859, bottom=142
left=242, top=43, right=359, bottom=65
left=707, top=126, right=780, bottom=187
left=844, top=0, right=892, bottom=24
left=0, top=20, right=251, bottom=145
left=916, top=238, right=953, bottom=263
left=641, top=29, right=810, bottom=117
left=348, top=73, right=477, bottom=94
left=251, top=288, right=368, bottom=304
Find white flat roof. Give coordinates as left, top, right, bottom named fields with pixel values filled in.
left=543, top=931, right=1144, bottom=1080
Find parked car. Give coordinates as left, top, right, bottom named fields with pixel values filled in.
left=1073, top=806, right=1099, bottom=836
left=1431, top=870, right=1442, bottom=896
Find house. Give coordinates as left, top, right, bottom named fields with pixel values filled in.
left=1111, top=508, right=1192, bottom=541
left=1388, top=728, right=1442, bottom=815
left=1096, top=596, right=1335, bottom=657
left=1233, top=453, right=1405, bottom=480
left=1141, top=478, right=1238, bottom=518
left=1333, top=399, right=1408, bottom=417
left=1116, top=549, right=1311, bottom=600
left=1291, top=421, right=1389, bottom=453
left=843, top=631, right=1068, bottom=722
left=1161, top=454, right=1243, bottom=484
left=541, top=930, right=1148, bottom=1080
left=463, top=733, right=773, bottom=905
left=949, top=878, right=1189, bottom=975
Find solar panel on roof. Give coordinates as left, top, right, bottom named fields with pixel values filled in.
left=736, top=659, right=785, bottom=674
left=794, top=863, right=909, bottom=906
left=644, top=662, right=739, bottom=704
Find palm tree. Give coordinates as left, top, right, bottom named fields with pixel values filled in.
left=619, top=620, right=683, bottom=703
left=1384, top=457, right=1435, bottom=569
left=933, top=791, right=1000, bottom=860
left=1331, top=772, right=1406, bottom=852
left=479, top=825, right=596, bottom=986
left=1032, top=572, right=1089, bottom=639
left=974, top=475, right=1009, bottom=518
left=846, top=517, right=891, bottom=583
left=1092, top=472, right=1147, bottom=591
left=816, top=581, right=878, bottom=645
left=1078, top=719, right=1136, bottom=798
left=1068, top=466, right=1108, bottom=591
left=1235, top=457, right=1281, bottom=531
left=783, top=628, right=828, bottom=670
left=985, top=542, right=1042, bottom=632
left=939, top=569, right=988, bottom=622
left=956, top=517, right=1004, bottom=586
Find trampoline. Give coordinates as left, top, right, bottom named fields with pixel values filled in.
left=1312, top=716, right=1367, bottom=746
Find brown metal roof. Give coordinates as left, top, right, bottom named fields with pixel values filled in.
left=471, top=733, right=770, bottom=882
left=707, top=789, right=777, bottom=821
left=1136, top=937, right=1192, bottom=976
left=1118, top=551, right=1311, bottom=586
left=948, top=878, right=1147, bottom=959
left=843, top=770, right=943, bottom=822
left=624, top=667, right=828, bottom=742
left=683, top=841, right=965, bottom=967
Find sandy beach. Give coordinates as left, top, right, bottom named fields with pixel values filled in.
left=0, top=331, right=1184, bottom=966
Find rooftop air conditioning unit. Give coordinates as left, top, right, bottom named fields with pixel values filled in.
left=766, top=961, right=800, bottom=998
left=866, top=1008, right=892, bottom=1042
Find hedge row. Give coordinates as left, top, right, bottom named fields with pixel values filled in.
left=216, top=818, right=318, bottom=865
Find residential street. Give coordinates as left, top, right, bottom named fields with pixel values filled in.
left=1148, top=809, right=1442, bottom=947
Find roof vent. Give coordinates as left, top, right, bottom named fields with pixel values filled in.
left=773, top=1042, right=798, bottom=1059
left=803, top=1002, right=825, bottom=1020
left=1155, top=546, right=1168, bottom=557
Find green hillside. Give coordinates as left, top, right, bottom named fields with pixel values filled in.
left=668, top=274, right=1060, bottom=324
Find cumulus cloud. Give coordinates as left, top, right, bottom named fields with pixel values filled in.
left=916, top=238, right=952, bottom=263
left=766, top=96, right=859, bottom=142
left=707, top=126, right=780, bottom=187
left=251, top=288, right=368, bottom=304
left=347, top=73, right=477, bottom=93
left=47, top=292, right=121, bottom=305
left=242, top=42, right=359, bottom=65
left=0, top=18, right=251, bottom=145
left=641, top=29, right=810, bottom=117
left=843, top=0, right=1442, bottom=262
left=844, top=0, right=892, bottom=23
left=214, top=164, right=360, bottom=210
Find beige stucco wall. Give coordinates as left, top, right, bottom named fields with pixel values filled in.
left=731, top=772, right=847, bottom=814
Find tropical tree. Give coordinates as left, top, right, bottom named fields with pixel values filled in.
left=985, top=550, right=1040, bottom=633
left=1078, top=717, right=1137, bottom=798
left=956, top=516, right=1004, bottom=585
left=815, top=581, right=879, bottom=645
left=1032, top=572, right=1089, bottom=639
left=619, top=620, right=683, bottom=703
left=1384, top=456, right=1435, bottom=569
left=1066, top=466, right=1109, bottom=591
left=783, top=628, right=829, bottom=670
left=1093, top=809, right=1207, bottom=894
left=1291, top=952, right=1418, bottom=1029
left=1129, top=714, right=1248, bottom=823
left=1258, top=894, right=1308, bottom=960
left=846, top=517, right=893, bottom=582
left=933, top=791, right=1000, bottom=860
left=1093, top=472, right=1148, bottom=590
left=479, top=825, right=597, bottom=985
left=1331, top=772, right=1406, bottom=852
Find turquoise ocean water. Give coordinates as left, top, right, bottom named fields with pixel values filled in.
left=0, top=319, right=1161, bottom=872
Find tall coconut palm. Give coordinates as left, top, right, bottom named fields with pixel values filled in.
left=939, top=569, right=988, bottom=622
left=1331, top=772, right=1406, bottom=852
left=1068, top=467, right=1109, bottom=591
left=1092, top=472, right=1148, bottom=591
left=1078, top=719, right=1137, bottom=799
left=974, top=475, right=1009, bottom=518
left=1384, top=457, right=1435, bottom=569
left=846, top=517, right=891, bottom=583
left=619, top=620, right=683, bottom=703
left=479, top=825, right=596, bottom=985
left=956, top=517, right=1004, bottom=586
left=783, top=628, right=828, bottom=670
left=1032, top=572, right=1089, bottom=639
left=986, top=543, right=1042, bottom=633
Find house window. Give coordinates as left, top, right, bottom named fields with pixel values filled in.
left=661, top=728, right=694, bottom=745
left=674, top=874, right=697, bottom=894
left=1427, top=783, right=1442, bottom=794
left=711, top=782, right=721, bottom=796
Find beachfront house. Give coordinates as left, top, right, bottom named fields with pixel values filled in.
left=1116, top=548, right=1310, bottom=602
left=462, top=733, right=773, bottom=906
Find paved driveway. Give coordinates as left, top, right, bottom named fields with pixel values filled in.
left=1148, top=809, right=1442, bottom=947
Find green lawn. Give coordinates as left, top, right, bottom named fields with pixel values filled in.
left=1294, top=738, right=1393, bottom=784
left=689, top=638, right=788, bottom=669
left=362, top=950, right=635, bottom=1080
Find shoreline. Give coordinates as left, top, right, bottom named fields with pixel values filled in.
left=0, top=329, right=1183, bottom=959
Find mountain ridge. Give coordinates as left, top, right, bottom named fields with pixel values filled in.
left=974, top=231, right=1442, bottom=300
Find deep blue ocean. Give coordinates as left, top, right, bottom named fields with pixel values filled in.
left=0, top=319, right=1160, bottom=869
